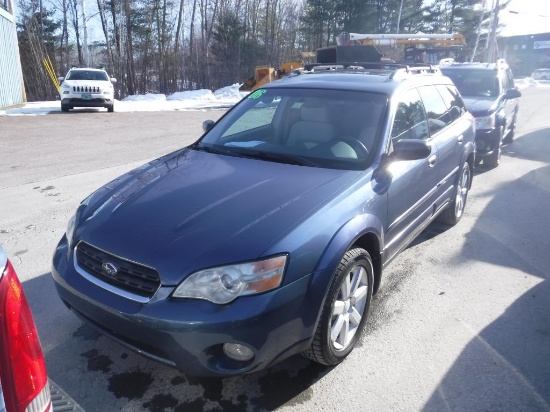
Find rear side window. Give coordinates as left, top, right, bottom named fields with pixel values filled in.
left=391, top=89, right=429, bottom=142
left=417, top=85, right=450, bottom=134
left=436, top=85, right=467, bottom=122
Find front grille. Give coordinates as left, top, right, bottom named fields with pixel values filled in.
left=73, top=85, right=101, bottom=93
left=76, top=242, right=160, bottom=298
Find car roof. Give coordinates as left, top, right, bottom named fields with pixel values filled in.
left=68, top=67, right=107, bottom=72
left=440, top=61, right=508, bottom=72
left=263, top=66, right=455, bottom=95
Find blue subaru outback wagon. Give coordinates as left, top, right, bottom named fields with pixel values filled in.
left=52, top=63, right=475, bottom=376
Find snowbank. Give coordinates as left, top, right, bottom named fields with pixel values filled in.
left=0, top=84, right=248, bottom=116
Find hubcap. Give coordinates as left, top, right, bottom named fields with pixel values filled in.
left=330, top=265, right=369, bottom=351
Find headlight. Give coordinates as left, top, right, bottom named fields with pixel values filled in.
left=475, top=114, right=496, bottom=130
left=62, top=85, right=70, bottom=89
left=172, top=255, right=287, bottom=304
left=65, top=214, right=76, bottom=248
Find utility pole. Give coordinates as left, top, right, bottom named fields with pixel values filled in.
left=471, top=0, right=487, bottom=62
left=486, top=0, right=500, bottom=62
left=396, top=0, right=404, bottom=34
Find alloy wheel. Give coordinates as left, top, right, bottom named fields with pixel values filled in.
left=330, top=265, right=369, bottom=351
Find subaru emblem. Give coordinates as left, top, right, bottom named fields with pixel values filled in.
left=102, top=262, right=118, bottom=277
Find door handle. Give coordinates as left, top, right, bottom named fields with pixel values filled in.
left=457, top=134, right=464, bottom=143
left=428, top=154, right=437, bottom=167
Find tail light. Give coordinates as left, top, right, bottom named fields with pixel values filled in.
left=0, top=258, right=51, bottom=412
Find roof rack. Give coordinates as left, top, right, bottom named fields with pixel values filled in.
left=296, top=62, right=441, bottom=79
left=69, top=65, right=107, bottom=70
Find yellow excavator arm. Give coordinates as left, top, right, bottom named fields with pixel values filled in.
left=239, top=61, right=303, bottom=92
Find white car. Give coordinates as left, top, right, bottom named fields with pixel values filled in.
left=58, top=68, right=117, bottom=112
left=531, top=68, right=550, bottom=81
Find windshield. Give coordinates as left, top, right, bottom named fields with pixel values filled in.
left=66, top=70, right=109, bottom=81
left=197, top=88, right=387, bottom=170
left=442, top=69, right=500, bottom=98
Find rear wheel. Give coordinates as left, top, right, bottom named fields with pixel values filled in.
left=438, top=161, right=471, bottom=225
left=485, top=127, right=503, bottom=168
left=302, top=248, right=373, bottom=365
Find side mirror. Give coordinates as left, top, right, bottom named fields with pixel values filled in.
left=203, top=120, right=215, bottom=133
left=58, top=77, right=64, bottom=82
left=392, top=139, right=432, bottom=161
left=505, top=88, right=521, bottom=99
left=110, top=78, right=117, bottom=83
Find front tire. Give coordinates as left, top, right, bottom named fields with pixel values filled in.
left=61, top=105, right=70, bottom=112
left=107, top=104, right=114, bottom=113
left=438, top=161, right=471, bottom=225
left=503, top=113, right=517, bottom=144
left=485, top=126, right=503, bottom=168
left=302, top=248, right=373, bottom=366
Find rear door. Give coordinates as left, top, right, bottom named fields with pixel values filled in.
left=417, top=84, right=471, bottom=210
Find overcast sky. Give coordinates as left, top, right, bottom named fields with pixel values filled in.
left=499, top=0, right=550, bottom=36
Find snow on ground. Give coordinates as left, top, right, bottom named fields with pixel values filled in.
left=1, top=80, right=549, bottom=117
left=0, top=83, right=248, bottom=116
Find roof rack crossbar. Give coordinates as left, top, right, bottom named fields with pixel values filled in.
left=299, top=62, right=441, bottom=79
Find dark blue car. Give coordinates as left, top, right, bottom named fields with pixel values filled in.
left=52, top=65, right=475, bottom=376
left=441, top=60, right=521, bottom=168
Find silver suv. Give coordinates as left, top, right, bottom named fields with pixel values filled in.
left=531, top=68, right=550, bottom=81
left=58, top=68, right=117, bottom=112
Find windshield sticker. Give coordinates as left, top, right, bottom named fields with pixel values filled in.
left=291, top=102, right=304, bottom=109
left=248, top=89, right=267, bottom=99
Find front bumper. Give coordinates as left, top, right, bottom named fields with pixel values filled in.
left=61, top=97, right=113, bottom=108
left=52, top=239, right=327, bottom=377
left=474, top=128, right=501, bottom=158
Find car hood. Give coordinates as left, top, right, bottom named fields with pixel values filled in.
left=76, top=149, right=361, bottom=285
left=462, top=96, right=499, bottom=117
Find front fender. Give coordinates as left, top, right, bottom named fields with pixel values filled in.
left=315, top=213, right=384, bottom=273
left=300, top=214, right=384, bottom=345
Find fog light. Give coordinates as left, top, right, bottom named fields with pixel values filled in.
left=223, top=343, right=254, bottom=361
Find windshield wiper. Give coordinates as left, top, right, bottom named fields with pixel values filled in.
left=193, top=144, right=319, bottom=167
left=233, top=149, right=320, bottom=167
left=192, top=144, right=246, bottom=158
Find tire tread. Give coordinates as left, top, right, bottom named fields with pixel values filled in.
left=302, top=248, right=372, bottom=365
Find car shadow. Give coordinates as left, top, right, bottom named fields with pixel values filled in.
left=50, top=108, right=109, bottom=115
left=411, top=127, right=549, bottom=249
left=422, top=129, right=550, bottom=410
